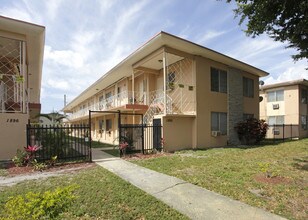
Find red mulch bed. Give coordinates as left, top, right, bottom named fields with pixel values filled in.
left=3, top=162, right=96, bottom=176
left=124, top=152, right=171, bottom=160
left=254, top=174, right=292, bottom=185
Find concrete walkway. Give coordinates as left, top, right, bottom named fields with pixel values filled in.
left=92, top=148, right=285, bottom=220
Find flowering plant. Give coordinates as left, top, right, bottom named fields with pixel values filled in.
left=24, top=145, right=41, bottom=153
left=119, top=142, right=128, bottom=150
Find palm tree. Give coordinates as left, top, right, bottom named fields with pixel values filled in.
left=36, top=111, right=67, bottom=125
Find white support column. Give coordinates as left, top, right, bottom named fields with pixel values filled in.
left=132, top=70, right=135, bottom=104
left=22, top=41, right=26, bottom=113
left=126, top=77, right=129, bottom=104
left=115, top=83, right=118, bottom=107
left=132, top=69, right=135, bottom=124
left=146, top=73, right=149, bottom=105
left=163, top=50, right=167, bottom=115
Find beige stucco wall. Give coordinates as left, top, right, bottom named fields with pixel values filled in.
left=285, top=85, right=300, bottom=124
left=162, top=115, right=194, bottom=152
left=0, top=113, right=28, bottom=160
left=242, top=72, right=259, bottom=117
left=195, top=56, right=228, bottom=148
left=260, top=84, right=308, bottom=139
left=299, top=85, right=308, bottom=138
left=194, top=56, right=260, bottom=148
left=260, top=85, right=299, bottom=123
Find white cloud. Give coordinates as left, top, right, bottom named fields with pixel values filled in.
left=44, top=45, right=84, bottom=68
left=227, top=36, right=284, bottom=63
left=0, top=6, right=32, bottom=22
left=46, top=79, right=70, bottom=90
left=264, top=62, right=308, bottom=85
left=44, top=0, right=63, bottom=20
left=197, top=30, right=227, bottom=44
left=107, top=0, right=150, bottom=47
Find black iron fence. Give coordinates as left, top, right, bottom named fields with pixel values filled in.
left=26, top=124, right=91, bottom=162
left=266, top=124, right=299, bottom=141
left=119, top=124, right=163, bottom=154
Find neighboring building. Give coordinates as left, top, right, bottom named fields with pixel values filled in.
left=0, top=16, right=45, bottom=160
left=260, top=79, right=308, bottom=139
left=63, top=31, right=268, bottom=152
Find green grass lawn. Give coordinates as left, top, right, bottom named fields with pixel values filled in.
left=0, top=165, right=187, bottom=219
left=132, top=139, right=308, bottom=220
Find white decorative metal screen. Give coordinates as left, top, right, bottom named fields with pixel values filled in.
left=166, top=56, right=195, bottom=115
left=0, top=36, right=27, bottom=113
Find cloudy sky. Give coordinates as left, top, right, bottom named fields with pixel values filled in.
left=0, top=0, right=307, bottom=113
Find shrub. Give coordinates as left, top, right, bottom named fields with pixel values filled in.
left=12, top=146, right=41, bottom=167
left=235, top=118, right=268, bottom=144
left=12, top=149, right=27, bottom=167
left=258, top=162, right=274, bottom=178
left=1, top=185, right=78, bottom=220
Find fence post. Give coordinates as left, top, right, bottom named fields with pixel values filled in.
left=283, top=124, right=285, bottom=142
left=273, top=124, right=276, bottom=143
left=26, top=123, right=30, bottom=147
left=88, top=110, right=92, bottom=162
left=141, top=114, right=144, bottom=154
left=118, top=110, right=121, bottom=141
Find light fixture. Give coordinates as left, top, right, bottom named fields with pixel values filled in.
left=158, top=59, right=163, bottom=63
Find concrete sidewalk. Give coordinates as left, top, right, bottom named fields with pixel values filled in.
left=92, top=148, right=285, bottom=220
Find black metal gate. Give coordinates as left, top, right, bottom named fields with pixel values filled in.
left=153, top=119, right=162, bottom=150
left=89, top=110, right=163, bottom=155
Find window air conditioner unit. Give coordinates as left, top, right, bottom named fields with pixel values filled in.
left=211, top=131, right=221, bottom=137
left=273, top=104, right=279, bottom=110
left=273, top=129, right=280, bottom=135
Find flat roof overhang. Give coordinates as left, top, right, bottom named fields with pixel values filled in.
left=0, top=16, right=45, bottom=103
left=64, top=31, right=269, bottom=112
left=260, top=78, right=308, bottom=90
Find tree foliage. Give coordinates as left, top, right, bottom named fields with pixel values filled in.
left=227, top=0, right=308, bottom=60
left=36, top=111, right=67, bottom=125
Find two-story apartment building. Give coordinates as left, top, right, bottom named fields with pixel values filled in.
left=0, top=16, right=45, bottom=160
left=63, top=32, right=268, bottom=152
left=260, top=79, right=308, bottom=139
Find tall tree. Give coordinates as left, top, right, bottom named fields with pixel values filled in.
left=227, top=0, right=308, bottom=60
left=36, top=111, right=67, bottom=125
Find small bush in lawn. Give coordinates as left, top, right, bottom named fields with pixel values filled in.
left=1, top=185, right=78, bottom=220
left=235, top=118, right=268, bottom=144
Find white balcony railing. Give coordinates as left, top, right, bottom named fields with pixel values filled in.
left=67, top=90, right=146, bottom=120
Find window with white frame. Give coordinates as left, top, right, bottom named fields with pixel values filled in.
left=268, top=116, right=284, bottom=125
left=301, top=89, right=307, bottom=104
left=301, top=115, right=307, bottom=130
left=243, top=77, right=254, bottom=98
left=267, top=90, right=284, bottom=102
left=211, top=67, right=227, bottom=93
left=211, top=112, right=227, bottom=135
